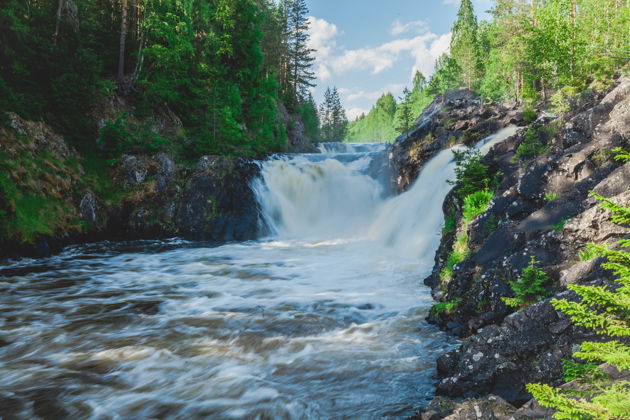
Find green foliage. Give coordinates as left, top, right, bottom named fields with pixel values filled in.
left=442, top=214, right=457, bottom=235
left=97, top=113, right=168, bottom=157
left=450, top=0, right=481, bottom=89
left=523, top=105, right=538, bottom=124
left=320, top=87, right=348, bottom=142
left=396, top=87, right=414, bottom=134
left=613, top=148, right=630, bottom=163
left=345, top=93, right=398, bottom=143
left=432, top=298, right=462, bottom=316
left=462, top=190, right=493, bottom=223
left=440, top=231, right=469, bottom=284
left=529, top=194, right=630, bottom=419
left=545, top=193, right=559, bottom=202
left=450, top=148, right=493, bottom=199
left=553, top=216, right=572, bottom=231
left=578, top=243, right=600, bottom=262
left=516, top=125, right=549, bottom=159
left=590, top=192, right=630, bottom=226
left=502, top=257, right=551, bottom=309
left=561, top=359, right=601, bottom=383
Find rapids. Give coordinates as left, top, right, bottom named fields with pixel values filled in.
left=0, top=127, right=517, bottom=419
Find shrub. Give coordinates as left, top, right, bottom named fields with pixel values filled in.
left=523, top=104, right=537, bottom=124
left=463, top=190, right=493, bottom=223
left=561, top=359, right=605, bottom=383
left=516, top=125, right=548, bottom=159
left=450, top=148, right=493, bottom=199
left=545, top=192, right=559, bottom=202
left=502, top=257, right=551, bottom=309
left=442, top=214, right=457, bottom=234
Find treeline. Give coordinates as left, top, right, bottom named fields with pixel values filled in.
left=346, top=0, right=629, bottom=143
left=0, top=0, right=325, bottom=157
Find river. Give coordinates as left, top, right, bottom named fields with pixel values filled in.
left=0, top=127, right=517, bottom=419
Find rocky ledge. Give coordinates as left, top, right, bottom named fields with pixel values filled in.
left=395, top=77, right=629, bottom=417
left=391, top=88, right=524, bottom=192
left=0, top=114, right=262, bottom=259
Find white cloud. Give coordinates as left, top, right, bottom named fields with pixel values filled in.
left=409, top=32, right=452, bottom=80
left=346, top=107, right=370, bottom=120
left=330, top=33, right=437, bottom=76
left=342, top=84, right=406, bottom=104
left=307, top=17, right=340, bottom=81
left=390, top=19, right=429, bottom=36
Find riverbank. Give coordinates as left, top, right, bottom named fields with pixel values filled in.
left=395, top=76, right=629, bottom=419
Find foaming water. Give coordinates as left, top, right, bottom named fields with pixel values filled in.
left=0, top=133, right=514, bottom=419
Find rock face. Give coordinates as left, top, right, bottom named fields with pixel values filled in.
left=0, top=115, right=264, bottom=258
left=393, top=77, right=629, bottom=410
left=391, top=88, right=518, bottom=192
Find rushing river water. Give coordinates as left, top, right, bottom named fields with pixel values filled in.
left=0, top=128, right=517, bottom=419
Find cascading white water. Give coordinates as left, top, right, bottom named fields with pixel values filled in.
left=0, top=127, right=518, bottom=420
left=255, top=125, right=518, bottom=260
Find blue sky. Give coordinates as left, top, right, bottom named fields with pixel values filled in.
left=306, top=0, right=493, bottom=119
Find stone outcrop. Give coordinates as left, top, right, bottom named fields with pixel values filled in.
left=0, top=114, right=263, bottom=258
left=391, top=88, right=520, bottom=192
left=394, top=77, right=629, bottom=413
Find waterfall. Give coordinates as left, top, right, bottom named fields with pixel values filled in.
left=253, top=127, right=517, bottom=260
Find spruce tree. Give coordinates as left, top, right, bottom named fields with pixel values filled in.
left=319, top=87, right=347, bottom=142
left=396, top=87, right=413, bottom=134
left=282, top=0, right=316, bottom=110
left=450, top=0, right=481, bottom=89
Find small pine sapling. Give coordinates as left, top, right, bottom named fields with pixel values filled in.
left=502, top=257, right=551, bottom=309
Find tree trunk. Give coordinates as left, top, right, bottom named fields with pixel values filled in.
left=53, top=0, right=64, bottom=44
left=117, top=0, right=128, bottom=86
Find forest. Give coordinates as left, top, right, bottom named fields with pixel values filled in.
left=346, top=0, right=629, bottom=143
left=0, top=0, right=347, bottom=158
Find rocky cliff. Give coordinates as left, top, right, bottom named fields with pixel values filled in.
left=394, top=77, right=629, bottom=418
left=0, top=114, right=262, bottom=259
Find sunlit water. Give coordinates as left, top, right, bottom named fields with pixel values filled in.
left=0, top=129, right=516, bottom=419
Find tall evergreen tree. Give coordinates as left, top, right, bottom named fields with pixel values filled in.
left=320, top=87, right=347, bottom=142
left=450, top=0, right=482, bottom=89
left=282, top=0, right=316, bottom=110
left=396, top=87, right=413, bottom=134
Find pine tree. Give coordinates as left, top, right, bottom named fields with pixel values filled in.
left=319, top=87, right=347, bottom=142
left=450, top=0, right=481, bottom=89
left=502, top=256, right=551, bottom=308
left=396, top=87, right=413, bottom=134
left=282, top=0, right=316, bottom=111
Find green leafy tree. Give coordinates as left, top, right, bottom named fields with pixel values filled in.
left=345, top=93, right=398, bottom=143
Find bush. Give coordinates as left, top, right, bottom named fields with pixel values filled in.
left=516, top=125, right=548, bottom=159
left=450, top=148, right=493, bottom=199
left=463, top=190, right=493, bottom=223
left=502, top=257, right=551, bottom=309
left=545, top=192, right=559, bottom=202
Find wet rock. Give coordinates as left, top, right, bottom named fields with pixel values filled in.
left=177, top=156, right=261, bottom=242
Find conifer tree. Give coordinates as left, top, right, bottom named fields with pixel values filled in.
left=450, top=0, right=481, bottom=89
left=320, top=87, right=347, bottom=142
left=396, top=87, right=413, bottom=134
left=282, top=0, right=316, bottom=110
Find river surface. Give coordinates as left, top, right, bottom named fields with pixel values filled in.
left=0, top=127, right=517, bottom=419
